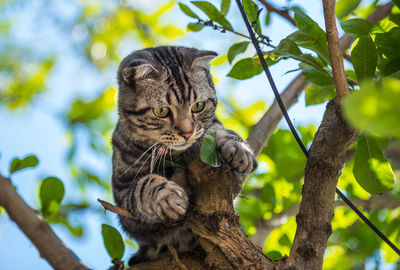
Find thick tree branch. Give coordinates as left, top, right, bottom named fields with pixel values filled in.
left=273, top=2, right=360, bottom=268
left=323, top=0, right=348, bottom=100
left=281, top=100, right=359, bottom=269
left=126, top=155, right=276, bottom=269
left=258, top=0, right=297, bottom=26
left=0, top=175, right=89, bottom=270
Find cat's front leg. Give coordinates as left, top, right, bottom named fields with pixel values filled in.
left=134, top=174, right=189, bottom=222
left=215, top=127, right=258, bottom=174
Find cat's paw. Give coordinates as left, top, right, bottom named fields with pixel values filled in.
left=218, top=139, right=257, bottom=174
left=154, top=182, right=189, bottom=221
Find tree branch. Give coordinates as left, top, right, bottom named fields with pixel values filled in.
left=0, top=175, right=89, bottom=270
left=258, top=0, right=297, bottom=26
left=126, top=155, right=276, bottom=270
left=323, top=0, right=348, bottom=100
left=281, top=100, right=359, bottom=269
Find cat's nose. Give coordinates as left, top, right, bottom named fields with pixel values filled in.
left=180, top=132, right=193, bottom=140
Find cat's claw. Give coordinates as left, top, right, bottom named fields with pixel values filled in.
left=154, top=182, right=189, bottom=221
left=218, top=139, right=257, bottom=174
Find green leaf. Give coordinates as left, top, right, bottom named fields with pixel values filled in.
left=9, top=155, right=39, bottom=175
left=343, top=78, right=400, bottom=137
left=220, top=0, right=231, bottom=16
left=351, top=35, right=377, bottom=82
left=200, top=126, right=221, bottom=167
left=264, top=129, right=307, bottom=180
left=227, top=41, right=250, bottom=63
left=304, top=69, right=333, bottom=86
left=305, top=84, right=335, bottom=106
left=393, top=0, right=400, bottom=9
left=265, top=9, right=271, bottom=25
left=227, top=57, right=263, bottom=80
left=290, top=7, right=316, bottom=29
left=101, top=224, right=125, bottom=260
left=382, top=57, right=400, bottom=76
left=272, top=38, right=328, bottom=75
left=39, top=177, right=65, bottom=217
left=389, top=14, right=400, bottom=26
left=242, top=0, right=261, bottom=36
left=353, top=135, right=395, bottom=195
left=374, top=28, right=400, bottom=59
left=266, top=250, right=283, bottom=261
left=178, top=2, right=199, bottom=19
left=191, top=1, right=233, bottom=31
left=389, top=70, right=400, bottom=79
left=242, top=0, right=258, bottom=22
left=335, top=0, right=361, bottom=19
left=287, top=23, right=330, bottom=65
left=341, top=18, right=373, bottom=37
left=187, top=22, right=205, bottom=32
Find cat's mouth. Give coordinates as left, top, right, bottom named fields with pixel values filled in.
left=167, top=141, right=194, bottom=151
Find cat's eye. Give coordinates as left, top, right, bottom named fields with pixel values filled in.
left=191, top=101, right=205, bottom=113
left=153, top=107, right=169, bottom=118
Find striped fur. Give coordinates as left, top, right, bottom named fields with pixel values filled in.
left=112, top=46, right=257, bottom=265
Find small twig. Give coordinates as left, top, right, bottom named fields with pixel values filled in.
left=97, top=199, right=182, bottom=227
left=197, top=19, right=275, bottom=48
left=167, top=244, right=188, bottom=270
left=97, top=199, right=137, bottom=220
left=322, top=0, right=349, bottom=101
left=343, top=53, right=352, bottom=63
left=258, top=0, right=297, bottom=26
left=108, top=259, right=124, bottom=270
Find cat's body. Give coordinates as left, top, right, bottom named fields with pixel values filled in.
left=112, top=46, right=257, bottom=265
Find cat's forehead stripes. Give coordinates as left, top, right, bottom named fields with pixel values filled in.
left=150, top=48, right=197, bottom=105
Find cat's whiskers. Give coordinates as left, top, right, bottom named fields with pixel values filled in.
left=120, top=142, right=159, bottom=177
left=155, top=146, right=165, bottom=174
left=168, top=147, right=177, bottom=175
left=131, top=145, right=159, bottom=183
left=162, top=149, right=167, bottom=177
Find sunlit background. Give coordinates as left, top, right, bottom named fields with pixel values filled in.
left=0, top=0, right=399, bottom=269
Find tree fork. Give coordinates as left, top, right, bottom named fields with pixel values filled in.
left=129, top=155, right=276, bottom=269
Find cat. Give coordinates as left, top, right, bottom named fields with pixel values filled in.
left=111, top=46, right=257, bottom=265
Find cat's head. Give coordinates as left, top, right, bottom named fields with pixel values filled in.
left=117, top=46, right=218, bottom=151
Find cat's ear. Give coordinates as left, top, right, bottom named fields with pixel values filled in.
left=122, top=59, right=158, bottom=83
left=191, top=51, right=218, bottom=70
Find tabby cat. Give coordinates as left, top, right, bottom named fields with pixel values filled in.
left=112, top=46, right=257, bottom=265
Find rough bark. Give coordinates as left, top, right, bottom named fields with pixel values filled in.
left=0, top=175, right=89, bottom=270
left=280, top=100, right=359, bottom=270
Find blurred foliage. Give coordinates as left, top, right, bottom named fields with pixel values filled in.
left=1, top=0, right=400, bottom=269
left=9, top=154, right=39, bottom=175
